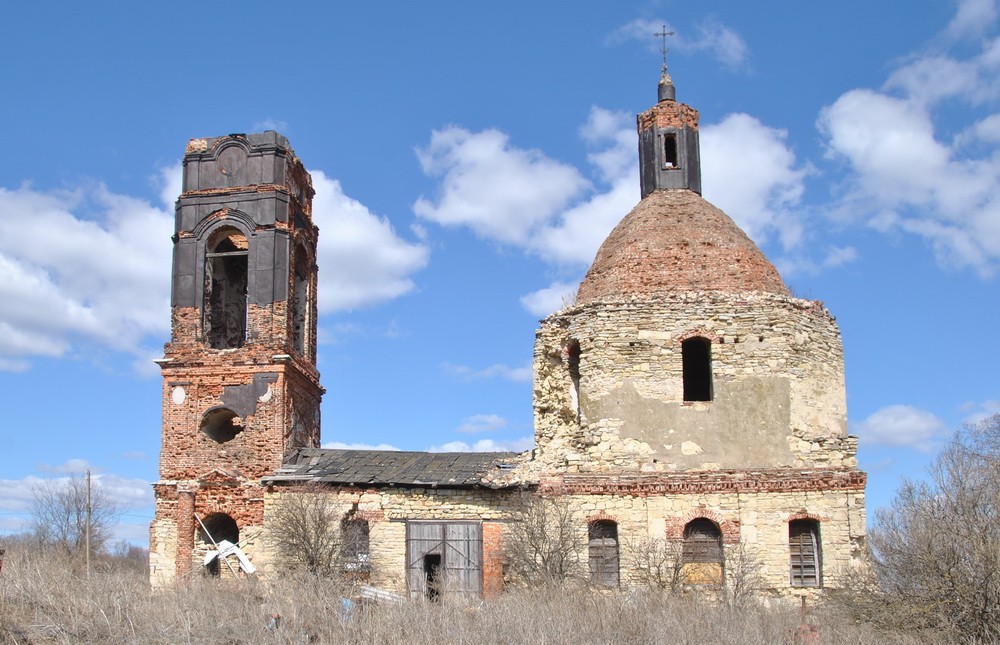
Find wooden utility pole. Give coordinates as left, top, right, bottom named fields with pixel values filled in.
left=85, top=469, right=92, bottom=579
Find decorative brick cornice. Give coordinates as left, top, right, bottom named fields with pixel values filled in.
left=539, top=468, right=865, bottom=497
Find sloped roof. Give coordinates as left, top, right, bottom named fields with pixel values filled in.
left=263, top=448, right=521, bottom=489
left=576, top=189, right=789, bottom=305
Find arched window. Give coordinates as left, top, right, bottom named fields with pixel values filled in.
left=204, top=227, right=248, bottom=349
left=682, top=337, right=713, bottom=402
left=201, top=407, right=243, bottom=443
left=588, top=520, right=619, bottom=587
left=681, top=518, right=723, bottom=585
left=682, top=518, right=723, bottom=565
left=789, top=519, right=822, bottom=587
left=199, top=512, right=239, bottom=576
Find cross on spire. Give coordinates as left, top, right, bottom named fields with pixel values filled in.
left=655, top=25, right=675, bottom=73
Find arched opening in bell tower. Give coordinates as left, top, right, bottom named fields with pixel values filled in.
left=204, top=227, right=248, bottom=349
left=198, top=512, right=240, bottom=576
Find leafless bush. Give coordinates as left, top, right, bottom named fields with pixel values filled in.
left=627, top=535, right=682, bottom=591
left=503, top=495, right=582, bottom=586
left=722, top=541, right=766, bottom=609
left=269, top=484, right=362, bottom=576
left=28, top=474, right=122, bottom=557
left=852, top=413, right=1000, bottom=641
left=0, top=540, right=918, bottom=644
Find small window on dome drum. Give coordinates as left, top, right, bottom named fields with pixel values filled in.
left=682, top=337, right=713, bottom=402
left=664, top=133, right=678, bottom=168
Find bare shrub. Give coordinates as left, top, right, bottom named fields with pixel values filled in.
left=28, top=473, right=122, bottom=557
left=269, top=484, right=347, bottom=575
left=855, top=413, right=1000, bottom=641
left=722, top=541, right=766, bottom=608
left=0, top=540, right=910, bottom=645
left=627, top=535, right=682, bottom=591
left=503, top=495, right=582, bottom=586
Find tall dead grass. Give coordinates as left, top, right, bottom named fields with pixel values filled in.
left=0, top=544, right=930, bottom=644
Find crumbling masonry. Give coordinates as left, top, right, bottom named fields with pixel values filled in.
left=150, top=70, right=866, bottom=600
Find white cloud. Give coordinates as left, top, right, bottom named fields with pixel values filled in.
left=321, top=441, right=400, bottom=451
left=428, top=437, right=534, bottom=453
left=605, top=18, right=748, bottom=71
left=688, top=19, right=749, bottom=71
left=702, top=113, right=810, bottom=251
left=456, top=414, right=508, bottom=434
left=962, top=399, right=1000, bottom=426
left=529, top=108, right=639, bottom=266
left=0, top=181, right=173, bottom=372
left=853, top=404, right=950, bottom=452
left=413, top=127, right=590, bottom=245
left=520, top=280, right=580, bottom=317
left=311, top=170, right=430, bottom=312
left=442, top=362, right=532, bottom=382
left=946, top=0, right=999, bottom=39
left=818, top=10, right=1000, bottom=279
left=414, top=108, right=636, bottom=271
left=252, top=118, right=289, bottom=133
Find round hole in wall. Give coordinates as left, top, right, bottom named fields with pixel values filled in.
left=201, top=407, right=243, bottom=443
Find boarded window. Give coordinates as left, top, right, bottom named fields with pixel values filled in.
left=682, top=518, right=723, bottom=564
left=682, top=337, right=713, bottom=402
left=204, top=228, right=248, bottom=349
left=789, top=520, right=822, bottom=587
left=406, top=522, right=482, bottom=601
left=681, top=518, right=723, bottom=585
left=588, top=520, right=619, bottom=587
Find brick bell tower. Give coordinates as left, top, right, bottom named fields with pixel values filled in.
left=149, top=132, right=323, bottom=583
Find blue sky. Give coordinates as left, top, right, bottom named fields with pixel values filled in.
left=1, top=1, right=997, bottom=546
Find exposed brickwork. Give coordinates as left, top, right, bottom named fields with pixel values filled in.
left=539, top=470, right=866, bottom=496
left=151, top=132, right=322, bottom=585
left=637, top=101, right=700, bottom=132
left=482, top=522, right=504, bottom=598
left=577, top=190, right=789, bottom=305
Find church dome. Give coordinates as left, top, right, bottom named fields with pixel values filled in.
left=576, top=189, right=789, bottom=305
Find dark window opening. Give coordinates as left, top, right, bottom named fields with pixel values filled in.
left=341, top=518, right=371, bottom=575
left=588, top=520, right=619, bottom=587
left=204, top=228, right=248, bottom=349
left=423, top=553, right=442, bottom=601
left=664, top=133, right=679, bottom=168
left=682, top=518, right=723, bottom=564
left=789, top=520, right=822, bottom=587
left=292, top=248, right=310, bottom=356
left=567, top=340, right=581, bottom=421
left=682, top=337, right=713, bottom=402
left=201, top=407, right=243, bottom=443
left=199, top=513, right=239, bottom=576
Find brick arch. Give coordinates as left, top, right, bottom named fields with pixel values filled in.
left=192, top=208, right=256, bottom=241
left=676, top=328, right=720, bottom=343
left=587, top=511, right=619, bottom=525
left=665, top=508, right=740, bottom=544
left=787, top=510, right=827, bottom=523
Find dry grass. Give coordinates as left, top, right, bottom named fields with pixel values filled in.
left=0, top=544, right=933, bottom=645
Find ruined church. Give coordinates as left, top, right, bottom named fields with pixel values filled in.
left=150, top=67, right=866, bottom=599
